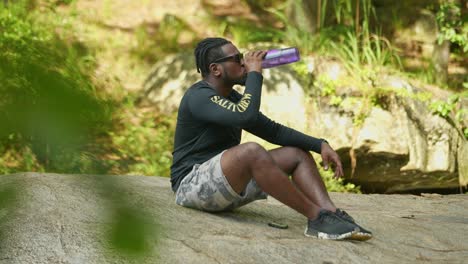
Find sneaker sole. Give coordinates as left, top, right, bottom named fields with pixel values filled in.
left=304, top=228, right=357, bottom=240
left=349, top=232, right=373, bottom=241
left=337, top=217, right=373, bottom=241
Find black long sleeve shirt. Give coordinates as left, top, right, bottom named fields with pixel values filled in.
left=170, top=71, right=324, bottom=192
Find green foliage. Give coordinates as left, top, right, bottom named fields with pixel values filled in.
left=57, top=0, right=76, bottom=5
left=315, top=75, right=337, bottom=97
left=352, top=111, right=368, bottom=127
left=332, top=0, right=354, bottom=25
left=109, top=205, right=154, bottom=255
left=0, top=0, right=176, bottom=177
left=225, top=20, right=283, bottom=47
left=405, top=62, right=437, bottom=85
left=0, top=3, right=163, bottom=257
left=319, top=167, right=361, bottom=193
left=101, top=176, right=160, bottom=257
left=133, top=14, right=198, bottom=62
left=290, top=61, right=310, bottom=83
left=429, top=93, right=467, bottom=139
left=309, top=74, right=344, bottom=107
left=262, top=0, right=402, bottom=95
left=110, top=107, right=176, bottom=177
left=0, top=182, right=18, bottom=245
left=203, top=3, right=284, bottom=49
left=436, top=1, right=468, bottom=52
left=332, top=30, right=401, bottom=82
left=265, top=3, right=334, bottom=55
left=0, top=2, right=114, bottom=173
left=0, top=138, right=44, bottom=174
left=0, top=184, right=17, bottom=209
left=329, top=95, right=344, bottom=106
left=430, top=95, right=459, bottom=118
left=242, top=0, right=284, bottom=10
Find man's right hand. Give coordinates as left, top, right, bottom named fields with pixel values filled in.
left=320, top=142, right=344, bottom=179
left=243, top=50, right=267, bottom=73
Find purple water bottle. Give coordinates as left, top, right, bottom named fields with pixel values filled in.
left=262, top=47, right=300, bottom=69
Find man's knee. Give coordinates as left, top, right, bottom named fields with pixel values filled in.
left=281, top=146, right=313, bottom=161
left=240, top=142, right=270, bottom=161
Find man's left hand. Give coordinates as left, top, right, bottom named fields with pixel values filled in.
left=320, top=141, right=344, bottom=179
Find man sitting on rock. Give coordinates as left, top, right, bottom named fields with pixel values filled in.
left=170, top=37, right=372, bottom=241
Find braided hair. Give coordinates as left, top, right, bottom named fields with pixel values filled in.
left=194, top=37, right=231, bottom=77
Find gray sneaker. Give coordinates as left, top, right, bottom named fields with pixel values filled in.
left=335, top=208, right=373, bottom=241
left=304, top=210, right=358, bottom=240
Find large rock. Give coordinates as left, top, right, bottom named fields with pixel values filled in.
left=1, top=173, right=467, bottom=263
left=308, top=76, right=466, bottom=193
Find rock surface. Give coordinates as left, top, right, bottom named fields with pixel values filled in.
left=1, top=173, right=467, bottom=263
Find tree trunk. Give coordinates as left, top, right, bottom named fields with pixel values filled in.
left=432, top=39, right=450, bottom=86
left=431, top=0, right=462, bottom=86
left=286, top=0, right=319, bottom=34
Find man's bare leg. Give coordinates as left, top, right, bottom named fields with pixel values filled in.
left=267, top=147, right=373, bottom=240
left=268, top=147, right=336, bottom=212
left=220, top=142, right=321, bottom=220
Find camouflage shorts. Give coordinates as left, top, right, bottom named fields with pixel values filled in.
left=175, top=151, right=267, bottom=212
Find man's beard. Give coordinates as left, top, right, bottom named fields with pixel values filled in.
left=222, top=65, right=247, bottom=86
left=234, top=74, right=247, bottom=86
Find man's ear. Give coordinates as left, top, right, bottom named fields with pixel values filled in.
left=208, top=63, right=222, bottom=78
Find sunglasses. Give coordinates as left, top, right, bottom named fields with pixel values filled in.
left=211, top=53, right=243, bottom=64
